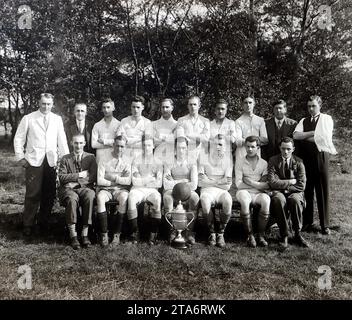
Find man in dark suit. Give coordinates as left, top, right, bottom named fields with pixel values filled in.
left=262, top=99, right=297, bottom=161
left=58, top=133, right=97, bottom=249
left=293, top=95, right=337, bottom=235
left=65, top=102, right=94, bottom=154
left=268, top=137, right=309, bottom=249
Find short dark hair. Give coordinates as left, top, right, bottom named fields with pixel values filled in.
left=280, top=137, right=294, bottom=147
left=245, top=135, right=260, bottom=146
left=215, top=98, right=228, bottom=106
left=242, top=96, right=255, bottom=103
left=175, top=136, right=188, bottom=147
left=161, top=97, right=174, bottom=107
left=39, top=93, right=54, bottom=101
left=308, top=95, right=322, bottom=106
left=101, top=97, right=115, bottom=108
left=132, top=95, right=145, bottom=105
left=71, top=133, right=86, bottom=142
left=114, top=135, right=127, bottom=144
left=273, top=99, right=286, bottom=108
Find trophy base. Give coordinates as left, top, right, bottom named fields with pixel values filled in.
left=170, top=239, right=188, bottom=250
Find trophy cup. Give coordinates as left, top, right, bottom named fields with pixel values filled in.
left=165, top=182, right=195, bottom=249
left=165, top=201, right=195, bottom=249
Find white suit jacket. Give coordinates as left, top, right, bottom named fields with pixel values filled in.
left=14, top=110, right=69, bottom=167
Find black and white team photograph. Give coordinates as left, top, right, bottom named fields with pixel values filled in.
left=0, top=0, right=351, bottom=307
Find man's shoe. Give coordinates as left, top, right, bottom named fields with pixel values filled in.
left=208, top=233, right=216, bottom=246
left=302, top=224, right=315, bottom=233
left=99, top=233, right=109, bottom=248
left=294, top=234, right=310, bottom=248
left=23, top=226, right=32, bottom=242
left=186, top=232, right=196, bottom=245
left=70, top=236, right=80, bottom=250
left=247, top=234, right=257, bottom=248
left=279, top=236, right=288, bottom=249
left=110, top=233, right=121, bottom=246
left=216, top=233, right=226, bottom=248
left=148, top=232, right=157, bottom=246
left=168, top=230, right=177, bottom=244
left=322, top=227, right=331, bottom=235
left=257, top=235, right=268, bottom=247
left=131, top=232, right=140, bottom=244
left=81, top=236, right=91, bottom=248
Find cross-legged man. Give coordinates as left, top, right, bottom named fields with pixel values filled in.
left=163, top=136, right=199, bottom=245
left=235, top=136, right=270, bottom=248
left=96, top=135, right=131, bottom=247
left=127, top=135, right=163, bottom=245
left=58, top=134, right=97, bottom=249
left=268, top=137, right=309, bottom=249
left=199, top=134, right=233, bottom=248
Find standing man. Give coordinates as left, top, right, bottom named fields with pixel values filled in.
left=210, top=99, right=237, bottom=150
left=235, top=96, right=268, bottom=161
left=14, top=93, right=69, bottom=239
left=163, top=136, right=199, bottom=245
left=293, top=95, right=337, bottom=235
left=262, top=99, right=297, bottom=161
left=127, top=135, right=163, bottom=245
left=199, top=134, right=233, bottom=248
left=65, top=102, right=94, bottom=154
left=96, top=135, right=131, bottom=247
left=176, top=96, right=210, bottom=165
left=152, top=98, right=177, bottom=164
left=58, top=134, right=97, bottom=250
left=235, top=136, right=270, bottom=248
left=268, top=137, right=309, bottom=249
left=91, top=98, right=121, bottom=164
left=118, top=96, right=152, bottom=162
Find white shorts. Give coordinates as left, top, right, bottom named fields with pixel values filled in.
left=200, top=187, right=230, bottom=205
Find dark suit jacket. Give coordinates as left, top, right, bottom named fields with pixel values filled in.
left=262, top=117, right=297, bottom=161
left=58, top=152, right=97, bottom=195
left=268, top=154, right=306, bottom=201
left=65, top=119, right=94, bottom=154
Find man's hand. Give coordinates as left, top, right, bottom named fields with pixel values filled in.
left=97, top=138, right=104, bottom=144
left=18, top=158, right=29, bottom=168
left=165, top=173, right=173, bottom=181
left=79, top=170, right=88, bottom=179
left=243, top=177, right=256, bottom=187
left=289, top=179, right=297, bottom=185
left=121, top=169, right=130, bottom=177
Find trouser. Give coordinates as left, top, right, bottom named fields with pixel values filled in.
left=59, top=187, right=95, bottom=225
left=270, top=192, right=303, bottom=237
left=23, top=157, right=56, bottom=227
left=303, top=151, right=330, bottom=229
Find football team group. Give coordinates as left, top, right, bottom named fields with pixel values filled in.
left=13, top=93, right=336, bottom=250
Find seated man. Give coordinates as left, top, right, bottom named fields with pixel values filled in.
left=96, top=135, right=131, bottom=247
left=127, top=135, right=163, bottom=245
left=268, top=137, right=309, bottom=248
left=163, top=136, right=199, bottom=245
left=58, top=134, right=97, bottom=250
left=199, top=134, right=233, bottom=248
left=235, top=136, right=270, bottom=248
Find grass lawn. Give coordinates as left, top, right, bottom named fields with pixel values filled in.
left=0, top=136, right=352, bottom=300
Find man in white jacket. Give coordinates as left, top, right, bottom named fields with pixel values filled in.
left=14, top=93, right=69, bottom=239
left=293, top=95, right=337, bottom=235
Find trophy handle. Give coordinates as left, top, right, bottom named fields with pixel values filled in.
left=186, top=212, right=195, bottom=228
left=164, top=212, right=173, bottom=227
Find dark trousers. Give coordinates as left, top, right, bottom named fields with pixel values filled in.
left=23, top=157, right=56, bottom=227
left=271, top=192, right=303, bottom=237
left=303, top=151, right=330, bottom=229
left=59, top=187, right=95, bottom=225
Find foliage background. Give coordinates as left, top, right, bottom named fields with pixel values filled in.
left=1, top=0, right=351, bottom=137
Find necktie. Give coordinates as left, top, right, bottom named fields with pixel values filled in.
left=277, top=120, right=282, bottom=129
left=284, top=159, right=290, bottom=179
left=44, top=115, right=49, bottom=130
left=79, top=121, right=84, bottom=133
left=75, top=155, right=82, bottom=172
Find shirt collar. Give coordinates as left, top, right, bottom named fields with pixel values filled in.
left=282, top=156, right=291, bottom=163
